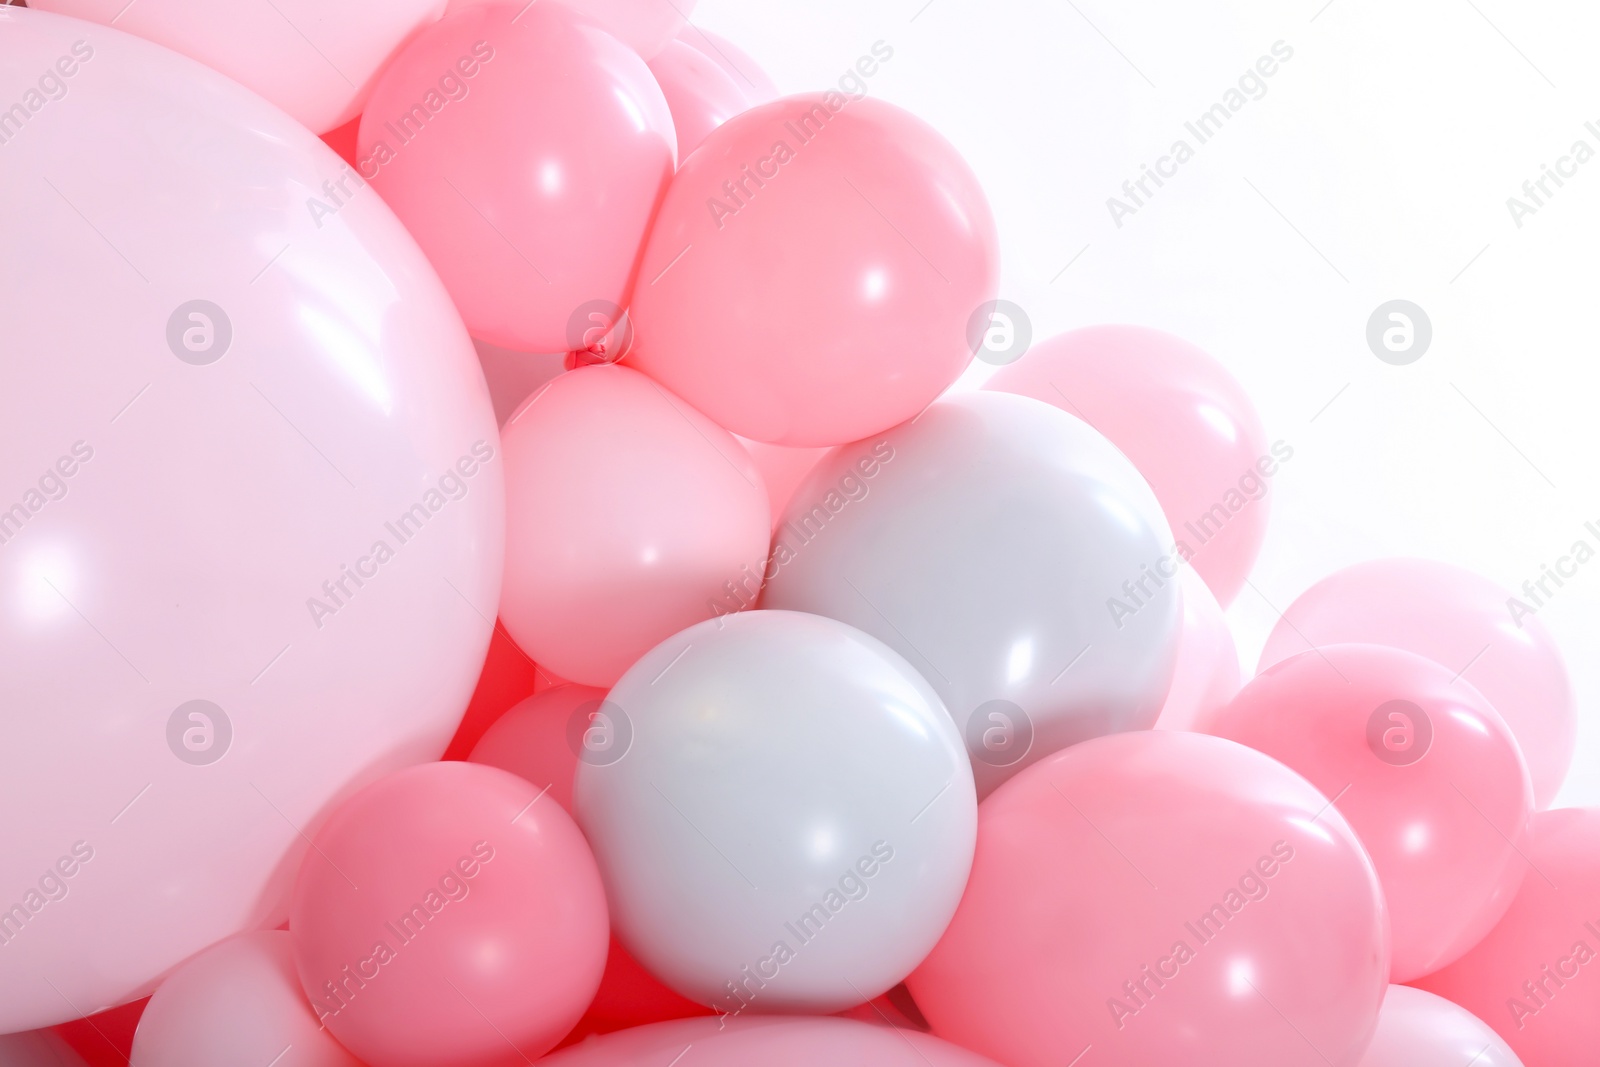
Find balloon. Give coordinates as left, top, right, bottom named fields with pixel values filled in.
left=1414, top=808, right=1600, bottom=1066
left=648, top=39, right=752, bottom=159
left=289, top=762, right=608, bottom=1067
left=677, top=25, right=779, bottom=103
left=985, top=325, right=1274, bottom=607
left=0, top=1030, right=89, bottom=1067
left=738, top=437, right=829, bottom=531
left=1257, top=558, right=1576, bottom=808
left=627, top=92, right=999, bottom=446
left=498, top=365, right=769, bottom=687
left=573, top=610, right=977, bottom=1014
left=1357, top=986, right=1523, bottom=1067
left=360, top=2, right=675, bottom=353
left=907, top=731, right=1390, bottom=1067
left=131, top=932, right=360, bottom=1067
left=762, top=392, right=1181, bottom=797
left=448, top=0, right=697, bottom=59
left=0, top=9, right=501, bottom=1032
left=468, top=683, right=608, bottom=810
left=1154, top=565, right=1242, bottom=732
left=1200, top=644, right=1531, bottom=981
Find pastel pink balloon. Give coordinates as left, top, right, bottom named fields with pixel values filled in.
left=985, top=325, right=1274, bottom=607
left=499, top=365, right=769, bottom=686
left=1154, top=566, right=1242, bottom=732
left=677, top=26, right=779, bottom=103
left=627, top=93, right=999, bottom=446
left=737, top=437, right=829, bottom=531
left=1201, top=644, right=1532, bottom=982
left=648, top=39, right=752, bottom=158
left=449, top=0, right=696, bottom=58
left=1414, top=808, right=1600, bottom=1066
left=290, top=762, right=608, bottom=1067
left=1258, top=558, right=1576, bottom=809
left=1357, top=985, right=1522, bottom=1067
left=361, top=2, right=675, bottom=353
left=468, top=684, right=608, bottom=810
left=132, top=932, right=359, bottom=1067
left=908, top=731, right=1390, bottom=1067
left=0, top=9, right=500, bottom=1032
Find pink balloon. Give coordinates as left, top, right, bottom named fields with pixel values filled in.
left=499, top=365, right=769, bottom=687
left=627, top=93, right=999, bottom=446
left=360, top=2, right=675, bottom=353
left=985, top=325, right=1274, bottom=607
left=468, top=684, right=607, bottom=811
left=1414, top=807, right=1600, bottom=1066
left=1200, top=644, right=1532, bottom=982
left=677, top=26, right=779, bottom=103
left=1154, top=566, right=1242, bottom=732
left=132, top=932, right=359, bottom=1067
left=1258, top=558, right=1576, bottom=809
left=290, top=762, right=608, bottom=1067
left=0, top=9, right=500, bottom=1032
left=907, top=730, right=1389, bottom=1067
left=1357, top=985, right=1522, bottom=1067
left=737, top=437, right=829, bottom=531
left=648, top=39, right=752, bottom=159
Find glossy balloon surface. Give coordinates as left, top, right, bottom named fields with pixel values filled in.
left=1356, top=986, right=1523, bottom=1067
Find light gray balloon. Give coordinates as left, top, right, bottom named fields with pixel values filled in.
left=762, top=391, right=1181, bottom=797
left=573, top=609, right=976, bottom=1015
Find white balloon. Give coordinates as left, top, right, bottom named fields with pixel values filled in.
left=1358, top=986, right=1523, bottom=1067
left=762, top=391, right=1181, bottom=797
left=573, top=609, right=976, bottom=1014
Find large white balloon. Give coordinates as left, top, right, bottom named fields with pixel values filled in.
left=573, top=610, right=976, bottom=1014
left=762, top=391, right=1181, bottom=796
left=1358, top=986, right=1523, bottom=1067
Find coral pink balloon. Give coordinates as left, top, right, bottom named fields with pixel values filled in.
left=449, top=0, right=696, bottom=58
left=628, top=93, right=998, bottom=446
left=677, top=26, right=779, bottom=103
left=1154, top=566, right=1241, bottom=732
left=132, top=932, right=359, bottom=1067
left=648, top=39, right=752, bottom=158
left=986, top=325, right=1274, bottom=607
left=361, top=2, right=675, bottom=353
left=738, top=437, right=829, bottom=530
left=1200, top=644, right=1532, bottom=982
left=0, top=9, right=501, bottom=1032
left=1258, top=558, right=1576, bottom=809
left=499, top=366, right=769, bottom=686
left=908, top=731, right=1389, bottom=1067
left=1414, top=808, right=1600, bottom=1066
left=468, top=684, right=607, bottom=810
left=290, top=762, right=608, bottom=1067
left=1357, top=986, right=1522, bottom=1067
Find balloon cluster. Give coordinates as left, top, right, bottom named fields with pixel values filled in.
left=0, top=3, right=1592, bottom=1067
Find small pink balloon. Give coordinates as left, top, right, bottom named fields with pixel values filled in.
left=132, top=932, right=360, bottom=1067
left=468, top=684, right=608, bottom=811
left=648, top=39, right=753, bottom=158
left=361, top=2, right=675, bottom=353
left=985, top=325, right=1275, bottom=607
left=677, top=26, right=779, bottom=103
left=1357, top=985, right=1522, bottom=1067
left=628, top=93, right=999, bottom=446
left=737, top=437, right=829, bottom=531
left=1413, top=807, right=1600, bottom=1066
left=289, top=762, right=609, bottom=1067
left=1200, top=644, right=1532, bottom=982
left=499, top=366, right=769, bottom=687
left=1154, top=566, right=1242, bottom=732
left=907, top=730, right=1389, bottom=1067
left=1257, top=558, right=1576, bottom=809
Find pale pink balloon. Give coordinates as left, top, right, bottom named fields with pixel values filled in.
left=361, top=2, right=675, bottom=353
left=627, top=93, right=999, bottom=446
left=1154, top=566, right=1242, bottom=732
left=677, top=26, right=779, bottom=103
left=468, top=684, right=607, bottom=810
left=1357, top=986, right=1523, bottom=1067
left=1258, top=558, right=1576, bottom=809
left=290, top=762, right=609, bottom=1067
left=499, top=365, right=769, bottom=686
left=132, top=932, right=359, bottom=1067
left=1414, top=808, right=1600, bottom=1066
left=1200, top=644, right=1532, bottom=982
left=985, top=325, right=1274, bottom=607
left=448, top=0, right=697, bottom=58
left=30, top=0, right=446, bottom=133
left=0, top=9, right=500, bottom=1032
left=908, top=731, right=1389, bottom=1067
left=648, top=39, right=752, bottom=159
left=737, top=437, right=829, bottom=531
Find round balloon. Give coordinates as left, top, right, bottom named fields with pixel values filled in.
left=648, top=39, right=753, bottom=159
left=1153, top=565, right=1241, bottom=732
left=573, top=610, right=977, bottom=1014
left=761, top=391, right=1181, bottom=797
left=469, top=683, right=609, bottom=810
left=627, top=93, right=999, bottom=446
left=1357, top=986, right=1522, bottom=1067
left=1257, top=558, right=1576, bottom=808
left=0, top=8, right=501, bottom=1032
left=677, top=25, right=778, bottom=103
left=907, top=731, right=1390, bottom=1067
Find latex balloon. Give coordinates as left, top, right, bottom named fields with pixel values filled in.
left=648, top=39, right=752, bottom=158
left=762, top=392, right=1181, bottom=797
left=627, top=93, right=999, bottom=446
left=131, top=932, right=359, bottom=1067
left=0, top=9, right=501, bottom=1032
left=449, top=0, right=696, bottom=58
left=908, top=731, right=1390, bottom=1067
left=738, top=437, right=829, bottom=531
left=360, top=2, right=675, bottom=353
left=469, top=684, right=609, bottom=810
left=1154, top=565, right=1242, bottom=732
left=499, top=365, right=770, bottom=687
left=1357, top=986, right=1523, bottom=1067
left=1200, top=644, right=1531, bottom=981
left=0, top=1030, right=89, bottom=1067
left=677, top=26, right=779, bottom=103
left=1415, top=807, right=1600, bottom=1066
left=1257, top=558, right=1576, bottom=808
left=573, top=610, right=977, bottom=1014
left=290, top=762, right=608, bottom=1067
left=985, top=325, right=1274, bottom=607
